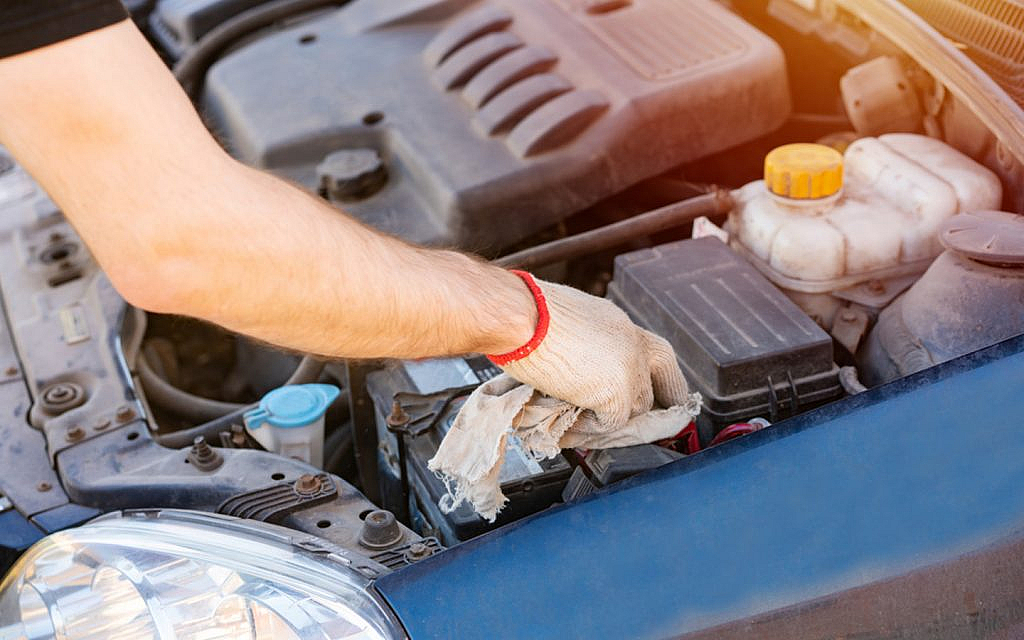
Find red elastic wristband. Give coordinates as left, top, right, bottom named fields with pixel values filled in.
left=487, top=270, right=550, bottom=366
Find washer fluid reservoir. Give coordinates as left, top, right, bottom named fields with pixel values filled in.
left=244, top=384, right=339, bottom=468
left=728, top=134, right=1002, bottom=294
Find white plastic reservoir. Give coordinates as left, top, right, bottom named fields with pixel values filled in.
left=727, top=134, right=1002, bottom=294
left=244, top=384, right=339, bottom=468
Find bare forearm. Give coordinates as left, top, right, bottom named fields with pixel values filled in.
left=145, top=160, right=536, bottom=358
left=0, top=20, right=535, bottom=360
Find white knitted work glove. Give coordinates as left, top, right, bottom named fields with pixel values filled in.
left=488, top=271, right=692, bottom=430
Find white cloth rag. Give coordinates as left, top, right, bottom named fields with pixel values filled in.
left=428, top=374, right=702, bottom=521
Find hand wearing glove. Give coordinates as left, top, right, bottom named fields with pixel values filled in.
left=487, top=270, right=692, bottom=429
left=429, top=271, right=702, bottom=521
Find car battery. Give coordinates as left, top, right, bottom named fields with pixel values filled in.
left=607, top=237, right=842, bottom=441
left=366, top=356, right=571, bottom=545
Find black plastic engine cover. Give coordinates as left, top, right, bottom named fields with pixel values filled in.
left=150, top=0, right=274, bottom=60
left=202, top=0, right=790, bottom=250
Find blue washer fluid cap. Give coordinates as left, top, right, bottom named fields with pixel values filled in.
left=244, top=384, right=340, bottom=429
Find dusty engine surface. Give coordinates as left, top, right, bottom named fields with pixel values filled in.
left=149, top=0, right=271, bottom=59
left=201, top=0, right=791, bottom=250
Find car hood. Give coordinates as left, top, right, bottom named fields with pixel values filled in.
left=376, top=335, right=1024, bottom=639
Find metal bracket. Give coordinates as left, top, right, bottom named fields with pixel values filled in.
left=384, top=385, right=475, bottom=524
left=370, top=537, right=443, bottom=570
left=217, top=473, right=337, bottom=523
left=390, top=385, right=476, bottom=438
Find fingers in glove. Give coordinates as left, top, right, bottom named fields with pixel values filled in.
left=644, top=331, right=690, bottom=407
left=631, top=360, right=655, bottom=417
left=590, top=386, right=632, bottom=432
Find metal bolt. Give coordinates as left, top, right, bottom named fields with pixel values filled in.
left=866, top=280, right=885, bottom=295
left=187, top=436, right=223, bottom=471
left=294, top=473, right=322, bottom=495
left=36, top=482, right=52, bottom=492
left=115, top=405, right=135, bottom=423
left=404, top=542, right=434, bottom=562
left=65, top=425, right=85, bottom=442
left=94, top=418, right=111, bottom=431
left=386, top=400, right=409, bottom=430
left=839, top=310, right=858, bottom=323
left=230, top=424, right=246, bottom=447
left=4, top=366, right=17, bottom=377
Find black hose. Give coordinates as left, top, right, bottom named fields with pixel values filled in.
left=139, top=355, right=246, bottom=423
left=173, top=0, right=346, bottom=98
left=285, top=354, right=325, bottom=386
left=324, top=423, right=355, bottom=475
left=493, top=189, right=735, bottom=270
left=140, top=351, right=324, bottom=422
left=157, top=403, right=254, bottom=449
left=153, top=366, right=333, bottom=449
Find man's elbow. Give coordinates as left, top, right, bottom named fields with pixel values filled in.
left=104, top=257, right=191, bottom=315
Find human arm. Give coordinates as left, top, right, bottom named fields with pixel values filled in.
left=0, top=17, right=693, bottom=428
left=0, top=19, right=536, bottom=359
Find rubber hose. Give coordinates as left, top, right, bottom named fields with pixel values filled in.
left=285, top=354, right=325, bottom=385
left=139, top=355, right=247, bottom=423
left=324, top=423, right=355, bottom=475
left=173, top=0, right=346, bottom=98
left=156, top=403, right=254, bottom=449
left=494, top=189, right=734, bottom=270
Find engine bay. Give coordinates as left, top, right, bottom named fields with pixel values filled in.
left=3, top=0, right=1024, bottom=566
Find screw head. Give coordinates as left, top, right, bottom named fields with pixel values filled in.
left=866, top=280, right=885, bottom=295
left=65, top=425, right=85, bottom=442
left=115, top=405, right=135, bottom=423
left=404, top=542, right=434, bottom=562
left=839, top=310, right=857, bottom=323
left=4, top=366, right=17, bottom=377
left=94, top=418, right=111, bottom=431
left=36, top=481, right=52, bottom=492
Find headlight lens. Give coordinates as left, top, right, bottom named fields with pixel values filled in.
left=0, top=510, right=405, bottom=639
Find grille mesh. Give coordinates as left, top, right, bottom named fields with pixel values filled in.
left=903, top=0, right=1024, bottom=105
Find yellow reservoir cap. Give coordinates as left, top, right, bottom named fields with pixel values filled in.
left=764, top=143, right=844, bottom=199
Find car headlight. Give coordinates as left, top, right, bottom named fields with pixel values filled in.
left=0, top=510, right=405, bottom=639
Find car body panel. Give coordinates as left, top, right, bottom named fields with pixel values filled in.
left=377, top=335, right=1024, bottom=639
